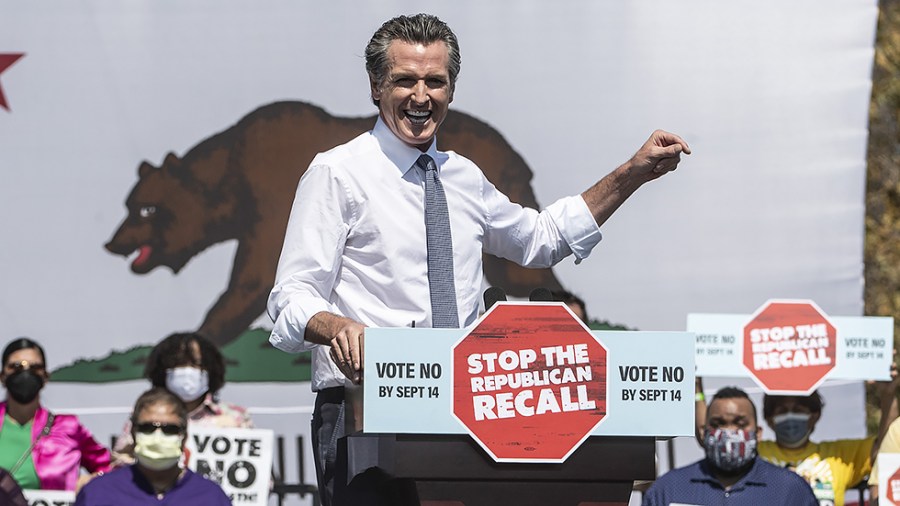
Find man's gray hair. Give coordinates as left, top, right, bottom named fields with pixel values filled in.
left=365, top=13, right=461, bottom=107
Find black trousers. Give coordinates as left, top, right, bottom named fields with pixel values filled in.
left=311, top=387, right=346, bottom=506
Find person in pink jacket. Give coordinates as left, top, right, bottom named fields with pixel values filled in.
left=0, top=338, right=111, bottom=491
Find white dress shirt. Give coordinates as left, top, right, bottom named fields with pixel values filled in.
left=268, top=117, right=602, bottom=390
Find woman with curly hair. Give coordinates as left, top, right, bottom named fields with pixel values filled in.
left=112, top=332, right=253, bottom=465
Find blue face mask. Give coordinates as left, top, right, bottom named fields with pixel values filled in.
left=773, top=412, right=811, bottom=448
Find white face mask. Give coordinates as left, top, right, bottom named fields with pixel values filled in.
left=134, top=429, right=184, bottom=471
left=165, top=367, right=209, bottom=402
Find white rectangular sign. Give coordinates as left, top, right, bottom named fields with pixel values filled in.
left=363, top=328, right=695, bottom=437
left=22, top=490, right=75, bottom=506
left=185, top=427, right=273, bottom=506
left=687, top=313, right=893, bottom=380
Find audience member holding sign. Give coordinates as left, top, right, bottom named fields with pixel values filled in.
left=0, top=338, right=110, bottom=492
left=645, top=386, right=818, bottom=505
left=695, top=370, right=899, bottom=506
left=76, top=388, right=230, bottom=505
left=113, top=332, right=253, bottom=465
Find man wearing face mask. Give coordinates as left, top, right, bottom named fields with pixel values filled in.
left=643, top=387, right=818, bottom=506
left=694, top=368, right=898, bottom=506
left=0, top=338, right=110, bottom=491
left=112, top=333, right=253, bottom=465
left=75, top=388, right=231, bottom=504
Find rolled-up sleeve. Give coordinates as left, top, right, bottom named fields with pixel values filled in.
left=545, top=195, right=602, bottom=263
left=267, top=163, right=353, bottom=352
left=482, top=174, right=601, bottom=268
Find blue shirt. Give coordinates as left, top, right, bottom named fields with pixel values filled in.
left=74, top=465, right=231, bottom=506
left=642, top=457, right=818, bottom=506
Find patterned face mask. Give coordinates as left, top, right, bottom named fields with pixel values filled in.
left=704, top=427, right=757, bottom=472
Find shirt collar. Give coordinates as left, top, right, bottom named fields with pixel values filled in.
left=130, top=463, right=191, bottom=496
left=695, top=457, right=767, bottom=489
left=188, top=393, right=220, bottom=418
left=372, top=116, right=441, bottom=176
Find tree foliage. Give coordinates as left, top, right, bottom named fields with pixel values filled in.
left=866, top=0, right=900, bottom=434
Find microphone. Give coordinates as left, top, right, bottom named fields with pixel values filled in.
left=483, top=286, right=507, bottom=311
left=529, top=287, right=554, bottom=302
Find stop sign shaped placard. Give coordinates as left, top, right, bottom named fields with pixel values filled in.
left=742, top=300, right=837, bottom=395
left=452, top=302, right=607, bottom=463
left=887, top=466, right=900, bottom=505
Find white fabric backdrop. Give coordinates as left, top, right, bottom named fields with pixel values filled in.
left=0, top=1, right=879, bottom=503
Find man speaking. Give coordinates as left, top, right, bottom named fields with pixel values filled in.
left=267, top=13, right=690, bottom=505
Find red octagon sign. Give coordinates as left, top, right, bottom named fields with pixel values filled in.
left=887, top=465, right=900, bottom=504
left=452, top=302, right=607, bottom=462
left=742, top=300, right=837, bottom=395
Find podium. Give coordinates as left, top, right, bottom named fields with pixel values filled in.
left=334, top=433, right=655, bottom=506
left=332, top=303, right=694, bottom=506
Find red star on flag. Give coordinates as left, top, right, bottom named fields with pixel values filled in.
left=0, top=53, right=25, bottom=111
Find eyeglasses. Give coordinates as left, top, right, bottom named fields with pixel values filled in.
left=134, top=421, right=185, bottom=436
left=4, top=361, right=46, bottom=375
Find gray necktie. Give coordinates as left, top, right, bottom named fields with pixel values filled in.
left=416, top=154, right=459, bottom=328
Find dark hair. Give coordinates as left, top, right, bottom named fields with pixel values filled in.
left=144, top=333, right=225, bottom=396
left=710, top=386, right=757, bottom=422
left=552, top=290, right=588, bottom=322
left=131, top=387, right=188, bottom=427
left=762, top=391, right=824, bottom=419
left=2, top=338, right=46, bottom=368
left=365, top=13, right=461, bottom=107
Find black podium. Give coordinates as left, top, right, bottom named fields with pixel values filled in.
left=333, top=432, right=656, bottom=506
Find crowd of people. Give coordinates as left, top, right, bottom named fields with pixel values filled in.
left=642, top=377, right=900, bottom=506
left=5, top=331, right=899, bottom=506
left=1, top=9, right=892, bottom=506
left=0, top=333, right=252, bottom=503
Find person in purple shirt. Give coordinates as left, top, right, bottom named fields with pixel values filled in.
left=643, top=386, right=818, bottom=506
left=75, top=388, right=230, bottom=505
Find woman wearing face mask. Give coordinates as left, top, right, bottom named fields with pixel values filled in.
left=112, top=332, right=253, bottom=465
left=75, top=388, right=230, bottom=505
left=0, top=338, right=111, bottom=491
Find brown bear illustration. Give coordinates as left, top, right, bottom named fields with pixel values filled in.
left=105, top=101, right=563, bottom=346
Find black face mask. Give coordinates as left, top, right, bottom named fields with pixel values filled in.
left=5, top=370, right=44, bottom=404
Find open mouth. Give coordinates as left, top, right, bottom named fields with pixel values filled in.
left=405, top=110, right=431, bottom=126
left=130, top=245, right=153, bottom=269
